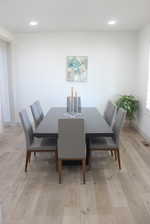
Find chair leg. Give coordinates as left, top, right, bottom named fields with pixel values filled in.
left=88, top=150, right=91, bottom=170
left=114, top=150, right=117, bottom=161
left=58, top=159, right=62, bottom=184
left=117, top=149, right=121, bottom=170
left=55, top=151, right=58, bottom=171
left=28, top=152, right=31, bottom=163
left=25, top=151, right=30, bottom=172
left=82, top=159, right=86, bottom=184
left=111, top=150, right=113, bottom=157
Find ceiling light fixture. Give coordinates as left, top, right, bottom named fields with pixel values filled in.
left=29, top=21, right=38, bottom=26
left=107, top=20, right=117, bottom=25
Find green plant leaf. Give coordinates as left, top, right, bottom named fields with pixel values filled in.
left=116, top=95, right=138, bottom=120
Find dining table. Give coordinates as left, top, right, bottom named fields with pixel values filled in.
left=34, top=107, right=113, bottom=138
left=33, top=107, right=114, bottom=164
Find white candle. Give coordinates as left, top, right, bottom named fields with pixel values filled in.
left=71, top=87, right=74, bottom=98
left=75, top=91, right=77, bottom=98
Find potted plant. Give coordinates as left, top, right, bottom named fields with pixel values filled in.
left=116, top=95, right=138, bottom=126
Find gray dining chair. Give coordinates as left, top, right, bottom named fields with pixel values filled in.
left=19, top=109, right=57, bottom=172
left=30, top=101, right=44, bottom=128
left=89, top=108, right=126, bottom=169
left=67, top=97, right=81, bottom=113
left=77, top=97, right=81, bottom=113
left=58, top=118, right=86, bottom=184
left=36, top=100, right=44, bottom=120
left=104, top=101, right=117, bottom=127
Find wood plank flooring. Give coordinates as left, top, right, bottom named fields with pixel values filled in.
left=0, top=126, right=150, bottom=223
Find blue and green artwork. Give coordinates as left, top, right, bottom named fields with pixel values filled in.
left=67, top=56, right=88, bottom=82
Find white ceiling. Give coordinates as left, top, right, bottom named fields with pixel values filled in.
left=0, top=0, right=150, bottom=32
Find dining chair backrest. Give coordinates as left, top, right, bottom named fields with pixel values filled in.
left=67, top=97, right=72, bottom=113
left=78, top=97, right=81, bottom=113
left=19, top=109, right=34, bottom=149
left=104, top=101, right=117, bottom=127
left=67, top=97, right=81, bottom=113
left=58, top=118, right=86, bottom=159
left=35, top=100, right=44, bottom=120
left=30, top=101, right=43, bottom=127
left=112, top=108, right=126, bottom=147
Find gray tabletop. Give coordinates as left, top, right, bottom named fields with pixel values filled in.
left=34, top=107, right=113, bottom=138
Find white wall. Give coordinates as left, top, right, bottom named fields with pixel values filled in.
left=0, top=26, right=13, bottom=130
left=136, top=25, right=150, bottom=139
left=11, top=32, right=138, bottom=121
left=0, top=40, right=11, bottom=127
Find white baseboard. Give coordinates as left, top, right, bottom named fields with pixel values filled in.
left=3, top=121, right=20, bottom=127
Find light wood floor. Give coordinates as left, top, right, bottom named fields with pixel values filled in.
left=1, top=126, right=150, bottom=224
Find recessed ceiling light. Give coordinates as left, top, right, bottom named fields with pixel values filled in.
left=107, top=20, right=117, bottom=25
left=29, top=21, right=38, bottom=26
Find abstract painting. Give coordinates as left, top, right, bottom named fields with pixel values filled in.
left=67, top=56, right=88, bottom=82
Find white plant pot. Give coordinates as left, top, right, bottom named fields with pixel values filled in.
left=124, top=119, right=133, bottom=128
